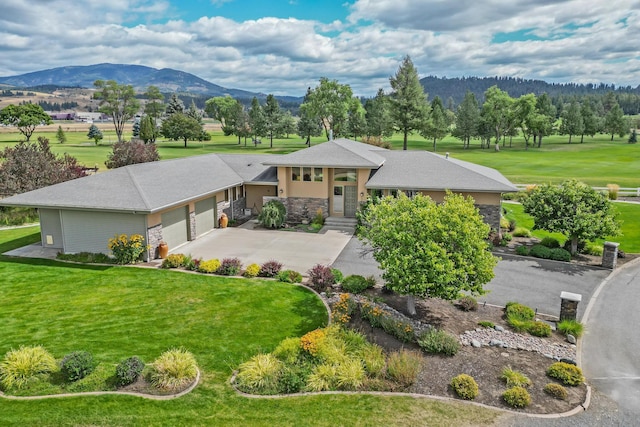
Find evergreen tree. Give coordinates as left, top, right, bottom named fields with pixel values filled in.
left=56, top=125, right=67, bottom=144
left=389, top=55, right=429, bottom=150
left=346, top=99, right=367, bottom=140
left=186, top=100, right=203, bottom=123
left=139, top=115, right=158, bottom=144
left=144, top=86, right=165, bottom=129
left=421, top=96, right=449, bottom=151
left=629, top=129, right=637, bottom=143
left=580, top=100, right=599, bottom=143
left=277, top=111, right=296, bottom=138
left=364, top=88, right=394, bottom=140
left=248, top=97, right=266, bottom=145
left=263, top=94, right=282, bottom=148
left=604, top=103, right=627, bottom=141
left=132, top=119, right=141, bottom=138
left=87, top=124, right=103, bottom=145
left=452, top=91, right=480, bottom=148
left=165, top=94, right=184, bottom=117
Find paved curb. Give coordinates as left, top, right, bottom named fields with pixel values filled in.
left=0, top=368, right=200, bottom=401
left=228, top=371, right=589, bottom=419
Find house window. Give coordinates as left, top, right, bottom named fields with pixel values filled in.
left=292, top=167, right=301, bottom=181
left=314, top=168, right=323, bottom=182
left=334, top=168, right=356, bottom=182
left=224, top=189, right=230, bottom=201
left=372, top=189, right=383, bottom=198
left=303, top=167, right=312, bottom=181
left=390, top=189, right=398, bottom=198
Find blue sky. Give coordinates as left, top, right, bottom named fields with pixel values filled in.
left=1, top=0, right=639, bottom=96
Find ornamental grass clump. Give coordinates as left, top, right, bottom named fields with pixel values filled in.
left=501, top=366, right=532, bottom=388
left=150, top=348, right=198, bottom=391
left=450, top=374, right=479, bottom=400
left=557, top=319, right=584, bottom=338
left=236, top=354, right=283, bottom=393
left=546, top=362, right=584, bottom=386
left=272, top=337, right=302, bottom=365
left=60, top=351, right=95, bottom=382
left=115, top=356, right=145, bottom=386
left=0, top=345, right=57, bottom=390
left=108, top=233, right=149, bottom=264
left=335, top=358, right=365, bottom=390
left=417, top=328, right=460, bottom=356
left=457, top=295, right=478, bottom=311
left=386, top=349, right=422, bottom=388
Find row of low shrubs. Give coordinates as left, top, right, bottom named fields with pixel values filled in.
left=235, top=324, right=424, bottom=394
left=505, top=302, right=552, bottom=337
left=450, top=363, right=583, bottom=408
left=0, top=346, right=198, bottom=394
left=516, top=244, right=572, bottom=262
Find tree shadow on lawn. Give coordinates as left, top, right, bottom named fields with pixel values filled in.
left=0, top=255, right=113, bottom=271
left=288, top=285, right=330, bottom=336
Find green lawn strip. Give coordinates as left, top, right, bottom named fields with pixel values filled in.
left=0, top=229, right=500, bottom=425
left=503, top=201, right=640, bottom=253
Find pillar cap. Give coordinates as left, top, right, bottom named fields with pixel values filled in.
left=560, top=291, right=582, bottom=302
left=604, top=241, right=620, bottom=248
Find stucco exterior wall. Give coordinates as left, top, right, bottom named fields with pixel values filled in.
left=245, top=185, right=277, bottom=214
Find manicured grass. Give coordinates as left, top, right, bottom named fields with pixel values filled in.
left=503, top=201, right=640, bottom=253
left=0, top=228, right=500, bottom=426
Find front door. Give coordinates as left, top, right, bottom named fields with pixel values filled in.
left=344, top=186, right=358, bottom=217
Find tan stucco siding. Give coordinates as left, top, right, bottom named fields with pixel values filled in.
left=245, top=185, right=277, bottom=211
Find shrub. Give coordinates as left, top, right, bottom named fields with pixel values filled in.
left=258, top=200, right=286, bottom=229
left=501, top=366, right=532, bottom=388
left=161, top=253, right=186, bottom=269
left=515, top=245, right=530, bottom=256
left=60, top=351, right=95, bottom=382
left=272, top=337, right=302, bottom=364
left=584, top=242, right=604, bottom=256
left=512, top=227, right=531, bottom=237
left=502, top=386, right=531, bottom=408
left=56, top=252, right=115, bottom=264
left=379, top=316, right=415, bottom=343
left=500, top=216, right=510, bottom=229
left=277, top=365, right=308, bottom=394
left=386, top=349, right=422, bottom=387
left=307, top=264, right=335, bottom=291
left=540, top=236, right=561, bottom=248
left=306, top=363, right=337, bottom=392
left=331, top=268, right=344, bottom=284
left=557, top=319, right=584, bottom=338
left=331, top=293, right=356, bottom=325
left=218, top=257, right=242, bottom=276
left=300, top=329, right=326, bottom=357
left=529, top=244, right=552, bottom=259
left=505, top=302, right=535, bottom=322
left=544, top=382, right=568, bottom=400
left=150, top=348, right=198, bottom=391
left=243, top=263, right=261, bottom=278
left=478, top=321, right=495, bottom=328
left=457, top=295, right=478, bottom=311
left=335, top=359, right=365, bottom=390
left=115, top=356, right=145, bottom=386
left=417, top=328, right=460, bottom=356
left=108, top=233, right=148, bottom=264
left=450, top=374, right=479, bottom=400
left=341, top=275, right=372, bottom=294
left=236, top=353, right=283, bottom=393
left=0, top=345, right=57, bottom=390
left=360, top=302, right=385, bottom=328
left=197, top=258, right=221, bottom=274
left=607, top=183, right=620, bottom=200
left=312, top=208, right=325, bottom=226
left=528, top=321, right=552, bottom=337
left=259, top=260, right=283, bottom=277
left=549, top=248, right=571, bottom=262
left=276, top=269, right=302, bottom=283
left=185, top=256, right=201, bottom=271
left=546, top=362, right=584, bottom=386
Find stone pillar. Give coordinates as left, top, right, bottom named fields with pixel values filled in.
left=560, top=291, right=582, bottom=321
left=602, top=241, right=619, bottom=269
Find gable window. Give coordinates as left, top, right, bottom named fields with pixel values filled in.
left=314, top=168, right=323, bottom=182
left=334, top=168, right=356, bottom=182
left=292, top=167, right=301, bottom=181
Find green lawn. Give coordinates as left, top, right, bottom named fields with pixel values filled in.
left=503, top=201, right=640, bottom=253
left=0, top=227, right=500, bottom=426
left=2, top=127, right=639, bottom=187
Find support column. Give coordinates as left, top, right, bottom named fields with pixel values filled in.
left=602, top=241, right=619, bottom=269
left=560, top=291, right=582, bottom=321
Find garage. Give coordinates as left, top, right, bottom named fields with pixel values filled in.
left=61, top=210, right=146, bottom=254
left=195, top=197, right=216, bottom=237
left=161, top=206, right=189, bottom=250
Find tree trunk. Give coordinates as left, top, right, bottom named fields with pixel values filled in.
left=183, top=137, right=188, bottom=148
left=568, top=134, right=572, bottom=144
left=581, top=134, right=584, bottom=143
left=407, top=295, right=416, bottom=316
left=571, top=235, right=578, bottom=255
left=403, top=130, right=408, bottom=150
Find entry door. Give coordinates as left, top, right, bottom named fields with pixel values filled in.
left=344, top=186, right=358, bottom=217
left=333, top=186, right=344, bottom=214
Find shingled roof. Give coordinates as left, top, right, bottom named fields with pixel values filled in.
left=262, top=138, right=386, bottom=168
left=366, top=151, right=517, bottom=193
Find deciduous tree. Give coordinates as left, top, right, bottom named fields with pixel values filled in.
left=297, top=101, right=323, bottom=145
left=522, top=179, right=620, bottom=255
left=105, top=141, right=160, bottom=169
left=421, top=96, right=449, bottom=150
left=604, top=103, right=626, bottom=141
left=358, top=192, right=497, bottom=315
left=204, top=96, right=238, bottom=135
left=303, top=78, right=354, bottom=140
left=559, top=101, right=584, bottom=144
left=452, top=91, right=480, bottom=148
left=93, top=80, right=140, bottom=143
left=0, top=103, right=52, bottom=141
left=160, top=112, right=203, bottom=148
left=481, top=86, right=513, bottom=148
left=389, top=55, right=429, bottom=150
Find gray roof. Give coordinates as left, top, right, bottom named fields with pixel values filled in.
left=366, top=151, right=518, bottom=193
left=1, top=154, right=245, bottom=213
left=218, top=154, right=279, bottom=184
left=262, top=138, right=386, bottom=168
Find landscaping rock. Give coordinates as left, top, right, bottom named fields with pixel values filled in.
left=567, top=334, right=577, bottom=344
left=471, top=339, right=482, bottom=348
left=489, top=339, right=504, bottom=347
left=494, top=325, right=505, bottom=332
left=460, top=329, right=576, bottom=361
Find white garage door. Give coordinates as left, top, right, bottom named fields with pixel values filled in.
left=161, top=206, right=189, bottom=250
left=195, top=197, right=216, bottom=237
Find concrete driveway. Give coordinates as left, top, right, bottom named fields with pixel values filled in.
left=332, top=237, right=610, bottom=319
left=167, top=223, right=353, bottom=274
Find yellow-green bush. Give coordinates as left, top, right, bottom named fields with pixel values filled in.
left=450, top=374, right=479, bottom=400
left=546, top=362, right=584, bottom=386
left=501, top=366, right=532, bottom=388
left=335, top=359, right=365, bottom=390
left=150, top=348, right=198, bottom=391
left=544, top=382, right=568, bottom=400
left=502, top=386, right=531, bottom=408
left=161, top=253, right=186, bottom=269
left=236, top=353, right=283, bottom=393
left=0, top=345, right=57, bottom=390
left=197, top=258, right=221, bottom=274
left=243, top=263, right=260, bottom=278
left=306, top=363, right=337, bottom=392
left=386, top=349, right=422, bottom=387
left=272, top=337, right=302, bottom=364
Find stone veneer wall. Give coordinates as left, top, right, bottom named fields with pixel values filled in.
left=477, top=204, right=501, bottom=232
left=188, top=210, right=196, bottom=240
left=223, top=197, right=247, bottom=220
left=147, top=223, right=163, bottom=259
left=263, top=197, right=329, bottom=223
left=217, top=200, right=230, bottom=223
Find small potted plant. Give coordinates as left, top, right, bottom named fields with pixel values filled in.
left=158, top=241, right=169, bottom=259
left=219, top=213, right=229, bottom=228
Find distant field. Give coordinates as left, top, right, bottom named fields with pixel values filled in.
left=0, top=124, right=638, bottom=187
